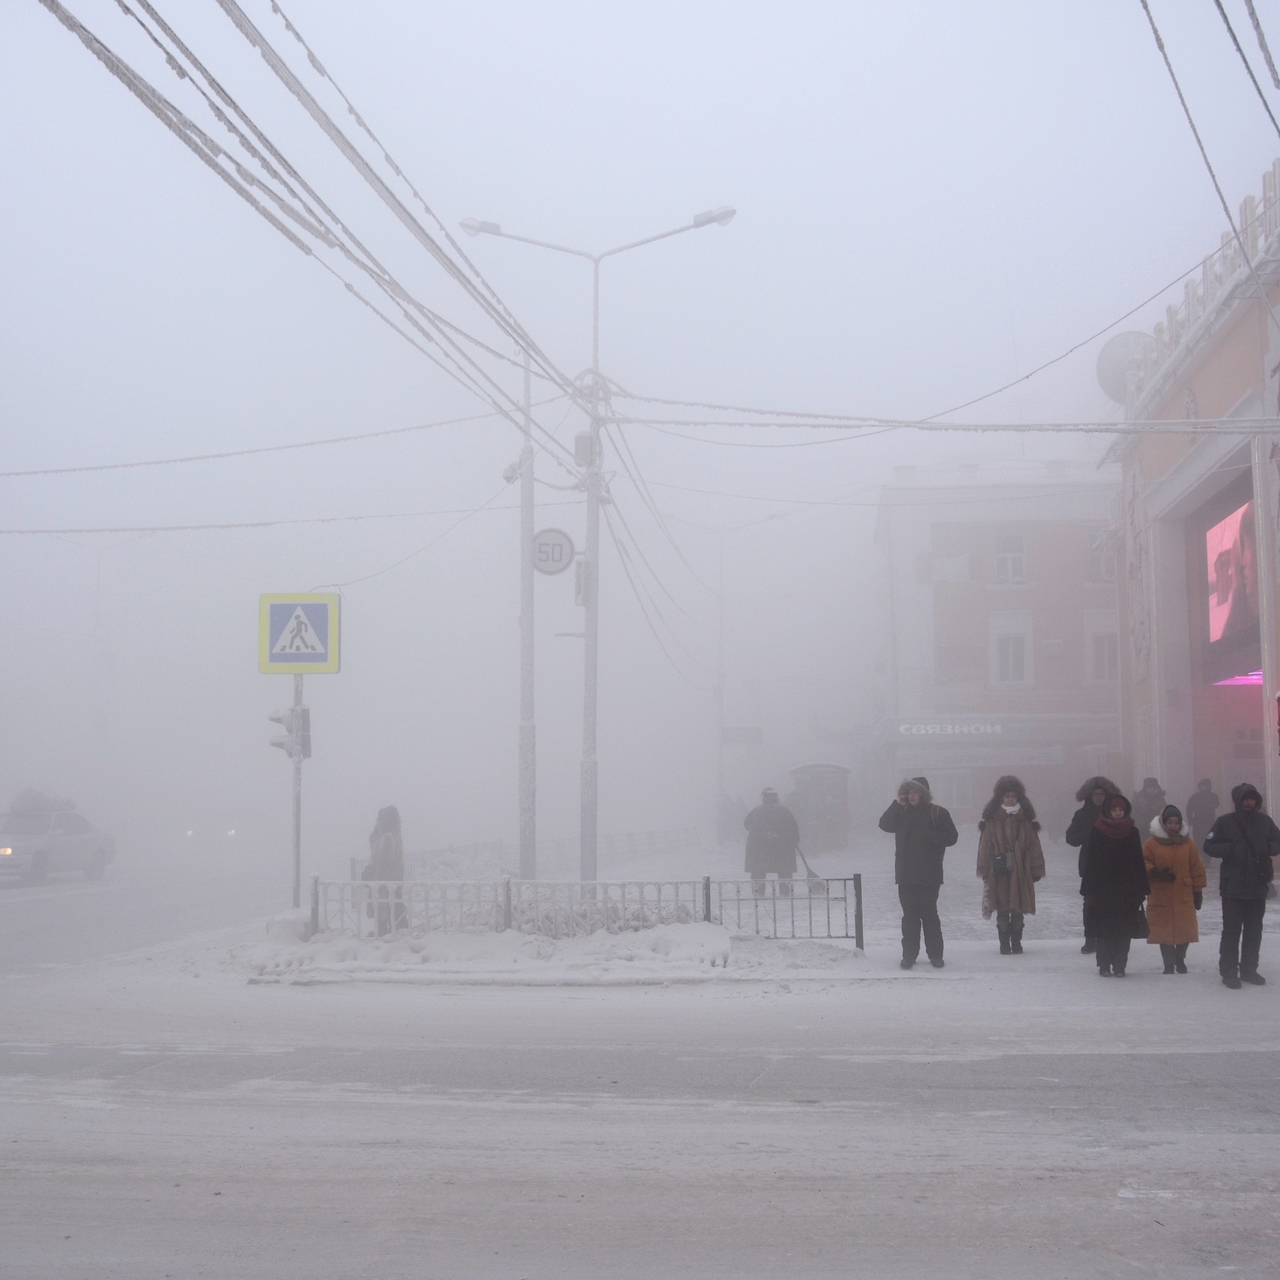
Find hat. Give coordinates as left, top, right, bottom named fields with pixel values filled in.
left=1142, top=777, right=1160, bottom=791
left=761, top=787, right=779, bottom=801
left=1160, top=804, right=1183, bottom=826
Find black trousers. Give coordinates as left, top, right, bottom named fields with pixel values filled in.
left=1220, top=896, right=1266, bottom=977
left=1096, top=934, right=1131, bottom=971
left=898, top=882, right=943, bottom=962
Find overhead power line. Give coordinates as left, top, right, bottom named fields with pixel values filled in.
left=1213, top=0, right=1280, bottom=142
left=1245, top=0, right=1280, bottom=88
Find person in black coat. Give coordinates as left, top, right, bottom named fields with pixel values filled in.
left=1132, top=777, right=1168, bottom=839
left=1185, top=779, right=1220, bottom=849
left=1202, top=783, right=1278, bottom=988
left=1080, top=793, right=1149, bottom=977
left=879, top=777, right=959, bottom=970
left=743, top=787, right=801, bottom=896
left=1065, top=775, right=1120, bottom=955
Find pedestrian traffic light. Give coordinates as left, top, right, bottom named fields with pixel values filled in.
left=268, top=706, right=311, bottom=760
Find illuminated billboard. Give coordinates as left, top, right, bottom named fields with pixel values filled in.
left=1206, top=500, right=1258, bottom=644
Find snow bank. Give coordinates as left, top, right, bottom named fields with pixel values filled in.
left=242, top=920, right=865, bottom=987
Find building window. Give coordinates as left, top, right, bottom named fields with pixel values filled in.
left=990, top=611, right=1033, bottom=685
left=1092, top=632, right=1119, bottom=681
left=1084, top=611, right=1119, bottom=682
left=1088, top=532, right=1116, bottom=583
left=994, top=535, right=1026, bottom=583
left=997, top=635, right=1026, bottom=682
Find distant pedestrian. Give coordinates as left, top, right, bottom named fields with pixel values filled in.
left=878, top=777, right=958, bottom=970
left=1065, top=775, right=1120, bottom=955
left=1142, top=804, right=1207, bottom=974
left=1202, top=784, right=1277, bottom=988
left=364, top=805, right=405, bottom=935
left=1132, top=777, right=1168, bottom=837
left=1185, top=779, right=1220, bottom=849
left=744, top=787, right=800, bottom=896
left=976, top=776, right=1045, bottom=955
left=1080, top=794, right=1149, bottom=978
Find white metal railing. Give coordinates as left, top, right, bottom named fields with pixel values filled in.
left=1128, top=157, right=1280, bottom=408
left=311, top=874, right=864, bottom=946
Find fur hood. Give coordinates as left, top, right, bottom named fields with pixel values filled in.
left=896, top=777, right=932, bottom=804
left=1148, top=813, right=1190, bottom=843
left=1075, top=775, right=1121, bottom=803
left=980, top=775, right=1039, bottom=828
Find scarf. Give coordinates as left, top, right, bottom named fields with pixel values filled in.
left=1094, top=812, right=1134, bottom=839
left=1001, top=802, right=1021, bottom=815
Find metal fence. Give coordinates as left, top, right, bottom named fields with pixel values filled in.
left=313, top=874, right=862, bottom=947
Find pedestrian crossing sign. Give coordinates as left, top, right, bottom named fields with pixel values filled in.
left=259, top=594, right=341, bottom=674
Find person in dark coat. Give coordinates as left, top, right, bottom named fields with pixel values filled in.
left=1185, top=779, right=1220, bottom=849
left=1080, top=793, right=1149, bottom=977
left=363, top=806, right=405, bottom=935
left=878, top=777, right=959, bottom=970
left=1202, top=783, right=1277, bottom=988
left=743, top=787, right=801, bottom=896
left=1132, top=777, right=1168, bottom=838
left=1065, top=775, right=1121, bottom=955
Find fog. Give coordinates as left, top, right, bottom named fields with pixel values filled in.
left=0, top=0, right=1272, bottom=880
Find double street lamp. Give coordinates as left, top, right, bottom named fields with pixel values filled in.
left=462, top=207, right=736, bottom=880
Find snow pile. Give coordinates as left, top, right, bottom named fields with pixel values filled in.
left=244, top=919, right=736, bottom=986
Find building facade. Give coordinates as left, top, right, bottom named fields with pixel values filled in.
left=1111, top=158, right=1280, bottom=811
left=876, top=460, right=1121, bottom=830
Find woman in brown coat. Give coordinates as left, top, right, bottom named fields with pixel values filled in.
left=977, top=776, right=1046, bottom=954
left=1143, top=803, right=1207, bottom=974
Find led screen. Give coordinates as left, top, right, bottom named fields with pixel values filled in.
left=1206, top=500, right=1258, bottom=644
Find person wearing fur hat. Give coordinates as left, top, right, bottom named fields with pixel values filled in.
left=1066, top=776, right=1121, bottom=955
left=1202, top=783, right=1278, bottom=988
left=976, top=776, right=1045, bottom=955
left=1185, top=779, right=1220, bottom=849
left=1079, top=794, right=1149, bottom=977
left=1132, top=777, right=1168, bottom=840
left=879, top=777, right=958, bottom=969
left=1142, top=804, right=1207, bottom=974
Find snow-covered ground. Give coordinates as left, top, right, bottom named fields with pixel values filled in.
left=1, top=829, right=1277, bottom=1278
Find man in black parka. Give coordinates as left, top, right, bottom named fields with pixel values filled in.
left=1202, top=782, right=1278, bottom=988
left=879, top=777, right=959, bottom=970
left=743, top=787, right=801, bottom=896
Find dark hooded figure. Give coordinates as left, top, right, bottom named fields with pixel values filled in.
left=1185, top=779, right=1220, bottom=849
left=878, top=777, right=959, bottom=970
left=744, top=787, right=801, bottom=895
left=364, top=806, right=405, bottom=935
left=1202, top=783, right=1278, bottom=988
left=1066, top=775, right=1121, bottom=955
left=1132, top=777, right=1168, bottom=838
left=976, top=776, right=1045, bottom=955
left=1080, top=793, right=1149, bottom=977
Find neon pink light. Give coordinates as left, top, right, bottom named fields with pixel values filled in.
left=1214, top=670, right=1264, bottom=686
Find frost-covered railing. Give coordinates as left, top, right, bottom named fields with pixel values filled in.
left=312, top=875, right=863, bottom=946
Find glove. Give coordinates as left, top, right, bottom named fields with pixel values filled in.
left=1193, top=891, right=1203, bottom=910
left=1032, top=875, right=1042, bottom=883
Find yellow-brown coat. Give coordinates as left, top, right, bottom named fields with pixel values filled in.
left=1142, top=816, right=1206, bottom=945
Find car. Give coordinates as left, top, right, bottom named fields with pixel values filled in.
left=0, top=804, right=116, bottom=883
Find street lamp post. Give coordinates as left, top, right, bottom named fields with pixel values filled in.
left=462, top=208, right=735, bottom=880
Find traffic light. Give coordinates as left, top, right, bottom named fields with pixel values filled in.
left=268, top=706, right=311, bottom=760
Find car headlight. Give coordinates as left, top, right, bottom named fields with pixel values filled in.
left=0, top=848, right=11, bottom=856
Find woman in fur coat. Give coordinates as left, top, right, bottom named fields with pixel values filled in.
left=1080, top=793, right=1149, bottom=977
left=976, top=776, right=1046, bottom=954
left=1142, top=803, right=1207, bottom=974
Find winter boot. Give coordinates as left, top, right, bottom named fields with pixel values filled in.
left=1174, top=944, right=1188, bottom=975
left=1081, top=937, right=1097, bottom=954
left=997, top=926, right=1012, bottom=955
left=1160, top=944, right=1176, bottom=975
left=1098, top=960, right=1112, bottom=976
left=1241, top=971, right=1267, bottom=985
left=1223, top=973, right=1243, bottom=989
left=1009, top=921, right=1024, bottom=955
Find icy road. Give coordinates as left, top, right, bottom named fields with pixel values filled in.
left=0, top=837, right=1276, bottom=1279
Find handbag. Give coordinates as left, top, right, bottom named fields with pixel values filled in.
left=992, top=852, right=1011, bottom=875
left=1130, top=903, right=1151, bottom=939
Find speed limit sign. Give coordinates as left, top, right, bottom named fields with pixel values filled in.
left=532, top=527, right=576, bottom=575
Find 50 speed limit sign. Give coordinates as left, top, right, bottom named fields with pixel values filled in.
left=532, top=528, right=576, bottom=575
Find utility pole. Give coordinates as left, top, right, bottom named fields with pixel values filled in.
left=460, top=206, right=736, bottom=881
left=291, top=673, right=303, bottom=908
left=1252, top=435, right=1280, bottom=809
left=519, top=350, right=537, bottom=879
